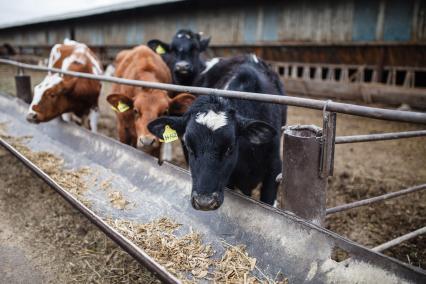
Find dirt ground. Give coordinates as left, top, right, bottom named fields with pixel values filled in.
left=0, top=64, right=425, bottom=282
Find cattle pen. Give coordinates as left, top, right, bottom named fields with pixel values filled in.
left=0, top=56, right=425, bottom=283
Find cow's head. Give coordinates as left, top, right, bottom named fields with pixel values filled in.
left=27, top=74, right=79, bottom=123
left=147, top=29, right=211, bottom=85
left=27, top=42, right=100, bottom=123
left=107, top=91, right=195, bottom=151
left=148, top=96, right=276, bottom=210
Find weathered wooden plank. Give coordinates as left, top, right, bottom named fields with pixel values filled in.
left=283, top=78, right=426, bottom=108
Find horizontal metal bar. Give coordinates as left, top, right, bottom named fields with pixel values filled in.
left=1, top=58, right=426, bottom=124
left=372, top=227, right=426, bottom=253
left=335, top=130, right=426, bottom=144
left=326, top=184, right=426, bottom=215
left=0, top=138, right=180, bottom=284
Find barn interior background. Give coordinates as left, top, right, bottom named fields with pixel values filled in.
left=0, top=0, right=425, bottom=283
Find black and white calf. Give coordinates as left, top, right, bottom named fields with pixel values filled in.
left=148, top=56, right=285, bottom=211
left=148, top=29, right=210, bottom=86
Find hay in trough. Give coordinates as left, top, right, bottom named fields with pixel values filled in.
left=110, top=217, right=288, bottom=283
left=0, top=132, right=90, bottom=202
left=108, top=191, right=129, bottom=210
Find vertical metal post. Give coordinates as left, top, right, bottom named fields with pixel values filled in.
left=15, top=68, right=32, bottom=104
left=281, top=125, right=327, bottom=226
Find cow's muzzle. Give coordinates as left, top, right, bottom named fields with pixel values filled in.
left=191, top=192, right=221, bottom=211
left=174, top=61, right=192, bottom=75
left=137, top=135, right=159, bottom=150
left=26, top=112, right=39, bottom=124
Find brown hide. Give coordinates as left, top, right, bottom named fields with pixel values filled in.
left=108, top=45, right=195, bottom=156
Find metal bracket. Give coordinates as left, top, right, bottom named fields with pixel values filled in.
left=320, top=100, right=336, bottom=178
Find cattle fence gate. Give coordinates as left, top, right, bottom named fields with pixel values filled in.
left=0, top=57, right=425, bottom=261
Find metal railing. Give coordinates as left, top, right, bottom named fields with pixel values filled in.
left=326, top=184, right=426, bottom=215
left=1, top=58, right=426, bottom=124
left=335, top=130, right=426, bottom=144
left=0, top=57, right=425, bottom=257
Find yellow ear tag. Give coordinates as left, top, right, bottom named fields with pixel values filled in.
left=155, top=45, right=166, bottom=55
left=117, top=101, right=130, bottom=112
left=161, top=125, right=178, bottom=143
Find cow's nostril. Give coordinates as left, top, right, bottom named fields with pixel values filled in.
left=192, top=194, right=220, bottom=211
left=140, top=136, right=155, bottom=146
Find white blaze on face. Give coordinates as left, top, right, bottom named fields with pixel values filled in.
left=201, top=58, right=220, bottom=75
left=28, top=73, right=63, bottom=114
left=195, top=110, right=227, bottom=131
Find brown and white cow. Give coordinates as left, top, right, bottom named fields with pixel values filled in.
left=107, top=45, right=195, bottom=157
left=26, top=39, right=102, bottom=132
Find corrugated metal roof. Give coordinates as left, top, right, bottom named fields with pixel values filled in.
left=0, top=0, right=184, bottom=30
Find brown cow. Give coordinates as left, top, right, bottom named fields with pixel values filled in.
left=26, top=39, right=102, bottom=132
left=107, top=45, right=195, bottom=157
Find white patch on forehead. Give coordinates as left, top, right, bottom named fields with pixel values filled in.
left=251, top=54, right=259, bottom=63
left=201, top=58, right=220, bottom=75
left=28, top=74, right=63, bottom=114
left=195, top=110, right=227, bottom=131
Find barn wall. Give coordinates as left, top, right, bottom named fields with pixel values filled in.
left=0, top=0, right=424, bottom=67
left=0, top=0, right=424, bottom=46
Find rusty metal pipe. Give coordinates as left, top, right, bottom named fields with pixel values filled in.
left=335, top=130, right=426, bottom=144
left=281, top=125, right=327, bottom=225
left=1, top=58, right=426, bottom=124
left=326, top=184, right=426, bottom=215
left=372, top=227, right=426, bottom=253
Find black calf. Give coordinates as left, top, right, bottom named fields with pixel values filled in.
left=148, top=29, right=210, bottom=86
left=148, top=57, right=285, bottom=210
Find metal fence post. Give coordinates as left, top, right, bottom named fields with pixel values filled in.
left=15, top=68, right=32, bottom=104
left=281, top=125, right=328, bottom=226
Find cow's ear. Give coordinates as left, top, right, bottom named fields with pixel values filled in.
left=106, top=93, right=133, bottom=112
left=238, top=117, right=276, bottom=144
left=147, top=39, right=170, bottom=55
left=169, top=93, right=196, bottom=115
left=148, top=116, right=186, bottom=139
left=199, top=37, right=211, bottom=52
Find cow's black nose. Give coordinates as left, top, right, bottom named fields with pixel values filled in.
left=26, top=112, right=38, bottom=123
left=191, top=193, right=220, bottom=211
left=175, top=61, right=191, bottom=73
